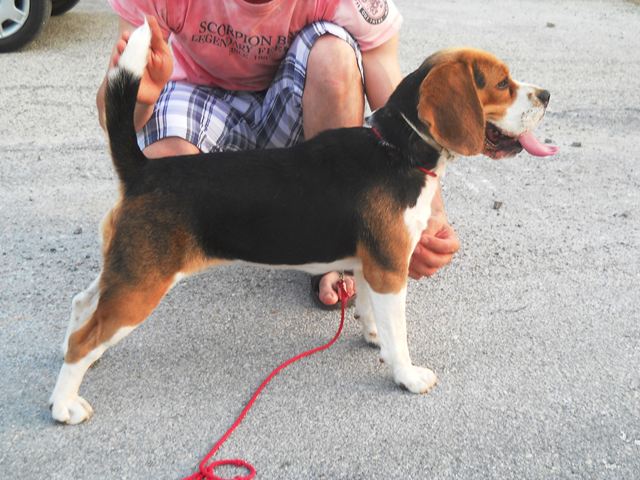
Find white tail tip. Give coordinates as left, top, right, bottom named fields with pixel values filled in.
left=117, top=18, right=151, bottom=77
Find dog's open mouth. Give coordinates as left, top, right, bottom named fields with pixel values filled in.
left=484, top=123, right=559, bottom=159
left=484, top=123, right=523, bottom=159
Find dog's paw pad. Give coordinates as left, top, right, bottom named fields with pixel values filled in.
left=50, top=396, right=93, bottom=425
left=393, top=365, right=437, bottom=394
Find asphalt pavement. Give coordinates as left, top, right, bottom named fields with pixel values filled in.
left=1, top=1, right=639, bottom=478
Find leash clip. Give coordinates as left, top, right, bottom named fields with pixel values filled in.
left=336, top=272, right=350, bottom=304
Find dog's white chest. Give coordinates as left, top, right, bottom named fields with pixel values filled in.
left=404, top=177, right=438, bottom=247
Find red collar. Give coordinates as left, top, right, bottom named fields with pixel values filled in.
left=370, top=127, right=438, bottom=178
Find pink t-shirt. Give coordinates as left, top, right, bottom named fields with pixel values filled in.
left=108, top=0, right=402, bottom=91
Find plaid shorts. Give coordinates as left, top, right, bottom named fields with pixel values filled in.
left=137, top=22, right=364, bottom=153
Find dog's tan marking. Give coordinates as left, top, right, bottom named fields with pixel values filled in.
left=65, top=277, right=172, bottom=363
left=357, top=187, right=412, bottom=294
left=99, top=199, right=121, bottom=258
left=418, top=60, right=485, bottom=155
left=65, top=193, right=226, bottom=364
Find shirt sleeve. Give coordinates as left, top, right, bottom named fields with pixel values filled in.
left=107, top=0, right=188, bottom=37
left=331, top=0, right=403, bottom=51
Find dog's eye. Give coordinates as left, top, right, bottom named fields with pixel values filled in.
left=497, top=78, right=509, bottom=90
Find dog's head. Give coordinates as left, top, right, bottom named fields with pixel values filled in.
left=389, top=48, right=557, bottom=160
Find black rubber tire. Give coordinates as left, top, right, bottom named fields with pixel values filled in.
left=51, top=0, right=79, bottom=16
left=0, top=0, right=52, bottom=53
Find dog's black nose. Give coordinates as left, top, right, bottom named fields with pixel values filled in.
left=536, top=89, right=551, bottom=106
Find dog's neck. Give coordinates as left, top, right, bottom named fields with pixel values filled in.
left=369, top=106, right=452, bottom=173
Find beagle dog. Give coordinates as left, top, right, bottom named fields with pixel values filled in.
left=50, top=21, right=557, bottom=424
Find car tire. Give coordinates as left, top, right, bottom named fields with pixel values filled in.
left=51, top=0, right=78, bottom=16
left=0, top=0, right=52, bottom=53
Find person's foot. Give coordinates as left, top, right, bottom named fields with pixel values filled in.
left=317, top=271, right=356, bottom=307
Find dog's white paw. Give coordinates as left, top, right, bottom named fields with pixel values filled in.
left=50, top=395, right=94, bottom=425
left=393, top=365, right=437, bottom=394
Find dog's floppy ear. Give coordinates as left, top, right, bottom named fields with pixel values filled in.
left=417, top=61, right=485, bottom=156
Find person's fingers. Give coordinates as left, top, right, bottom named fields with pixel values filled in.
left=424, top=222, right=441, bottom=237
left=147, top=50, right=157, bottom=69
left=435, top=226, right=452, bottom=239
left=412, top=247, right=452, bottom=271
left=409, top=223, right=459, bottom=280
left=115, top=39, right=127, bottom=58
left=423, top=234, right=459, bottom=255
left=149, top=50, right=166, bottom=70
left=343, top=275, right=356, bottom=298
left=408, top=265, right=438, bottom=279
left=147, top=16, right=168, bottom=52
left=110, top=32, right=130, bottom=68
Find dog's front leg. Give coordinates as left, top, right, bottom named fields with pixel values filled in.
left=367, top=284, right=437, bottom=394
left=353, top=270, right=379, bottom=346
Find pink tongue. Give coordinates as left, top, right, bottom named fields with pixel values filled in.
left=518, top=131, right=559, bottom=157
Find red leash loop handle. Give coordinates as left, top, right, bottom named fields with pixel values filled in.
left=183, top=280, right=351, bottom=480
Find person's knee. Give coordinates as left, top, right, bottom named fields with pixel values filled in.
left=306, top=35, right=362, bottom=103
left=143, top=137, right=200, bottom=159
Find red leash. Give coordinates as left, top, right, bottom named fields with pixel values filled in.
left=183, top=279, right=351, bottom=480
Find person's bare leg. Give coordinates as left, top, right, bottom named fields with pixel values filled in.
left=143, top=136, right=200, bottom=158
left=303, top=36, right=364, bottom=138
left=303, top=35, right=364, bottom=306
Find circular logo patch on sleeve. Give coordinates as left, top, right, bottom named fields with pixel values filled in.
left=354, top=0, right=389, bottom=25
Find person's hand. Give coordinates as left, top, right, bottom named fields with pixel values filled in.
left=408, top=214, right=460, bottom=279
left=110, top=16, right=173, bottom=106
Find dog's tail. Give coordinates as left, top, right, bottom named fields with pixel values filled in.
left=105, top=19, right=152, bottom=187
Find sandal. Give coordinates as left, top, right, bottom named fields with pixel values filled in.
left=310, top=271, right=356, bottom=310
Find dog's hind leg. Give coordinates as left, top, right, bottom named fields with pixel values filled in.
left=62, top=273, right=101, bottom=358
left=50, top=273, right=173, bottom=424
left=60, top=205, right=122, bottom=358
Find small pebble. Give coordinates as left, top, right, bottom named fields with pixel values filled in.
left=545, top=138, right=553, bottom=144
left=493, top=201, right=503, bottom=210
left=546, top=22, right=556, bottom=28
left=73, top=227, right=83, bottom=235
left=571, top=141, right=582, bottom=147
left=50, top=248, right=57, bottom=253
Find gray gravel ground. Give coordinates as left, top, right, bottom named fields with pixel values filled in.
left=1, top=1, right=639, bottom=479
